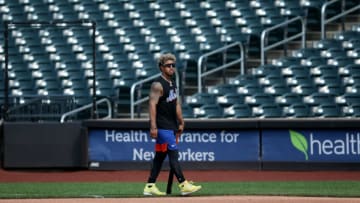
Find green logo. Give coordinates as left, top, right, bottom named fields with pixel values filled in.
left=289, top=130, right=308, bottom=160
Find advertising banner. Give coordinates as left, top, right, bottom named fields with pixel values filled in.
left=88, top=129, right=259, bottom=162
left=262, top=129, right=360, bottom=162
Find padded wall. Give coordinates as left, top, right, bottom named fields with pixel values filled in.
left=3, top=122, right=87, bottom=168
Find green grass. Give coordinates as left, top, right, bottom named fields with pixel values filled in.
left=0, top=181, right=359, bottom=198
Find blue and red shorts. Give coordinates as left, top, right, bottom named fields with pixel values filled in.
left=155, top=129, right=178, bottom=152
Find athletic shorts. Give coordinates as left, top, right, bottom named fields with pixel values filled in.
left=155, top=129, right=178, bottom=152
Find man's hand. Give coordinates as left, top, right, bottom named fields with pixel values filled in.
left=176, top=123, right=184, bottom=143
left=150, top=128, right=158, bottom=139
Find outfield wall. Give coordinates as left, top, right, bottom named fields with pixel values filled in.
left=2, top=119, right=360, bottom=170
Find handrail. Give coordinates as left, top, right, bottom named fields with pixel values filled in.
left=321, top=0, right=360, bottom=39
left=130, top=71, right=179, bottom=119
left=261, top=16, right=306, bottom=65
left=6, top=95, right=76, bottom=113
left=60, top=97, right=112, bottom=123
left=197, top=41, right=244, bottom=93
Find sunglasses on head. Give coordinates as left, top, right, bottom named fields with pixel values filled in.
left=162, top=63, right=176, bottom=68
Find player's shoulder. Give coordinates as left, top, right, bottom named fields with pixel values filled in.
left=151, top=80, right=163, bottom=91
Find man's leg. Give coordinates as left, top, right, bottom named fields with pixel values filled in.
left=147, top=151, right=167, bottom=183
left=144, top=151, right=167, bottom=196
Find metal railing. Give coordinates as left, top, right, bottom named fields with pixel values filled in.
left=60, top=97, right=112, bottom=123
left=130, top=71, right=179, bottom=119
left=197, top=42, right=244, bottom=93
left=4, top=95, right=76, bottom=121
left=261, top=16, right=306, bottom=65
left=321, top=0, right=360, bottom=39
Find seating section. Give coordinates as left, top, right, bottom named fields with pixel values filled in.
left=186, top=24, right=360, bottom=118
left=0, top=0, right=359, bottom=119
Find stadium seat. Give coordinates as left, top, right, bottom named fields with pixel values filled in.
left=303, top=92, right=335, bottom=106
left=258, top=75, right=287, bottom=87
left=182, top=103, right=194, bottom=118
left=343, top=104, right=360, bottom=117
left=318, top=83, right=345, bottom=95
left=345, top=84, right=360, bottom=94
left=334, top=30, right=360, bottom=42
left=275, top=92, right=303, bottom=107
left=301, top=56, right=327, bottom=67
left=272, top=56, right=301, bottom=66
left=292, top=48, right=321, bottom=58
left=313, top=39, right=343, bottom=50
left=341, top=62, right=357, bottom=77
left=335, top=93, right=360, bottom=106
left=281, top=65, right=310, bottom=77
left=313, top=75, right=342, bottom=88
left=283, top=103, right=312, bottom=118
left=251, top=64, right=283, bottom=78
left=223, top=103, right=253, bottom=118
left=207, top=84, right=237, bottom=95
left=252, top=103, right=283, bottom=118
left=291, top=83, right=317, bottom=95
left=312, top=103, right=343, bottom=118
left=193, top=104, right=224, bottom=118
left=229, top=75, right=259, bottom=87
left=237, top=84, right=263, bottom=95
left=245, top=93, right=274, bottom=107
left=264, top=83, right=291, bottom=96
left=310, top=65, right=338, bottom=77
left=186, top=92, right=217, bottom=108
left=216, top=93, right=245, bottom=107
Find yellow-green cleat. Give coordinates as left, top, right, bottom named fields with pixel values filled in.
left=178, top=180, right=202, bottom=195
left=143, top=183, right=166, bottom=196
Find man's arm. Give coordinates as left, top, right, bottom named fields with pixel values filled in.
left=149, top=82, right=162, bottom=139
left=176, top=99, right=184, bottom=136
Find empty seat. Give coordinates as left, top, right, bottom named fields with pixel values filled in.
left=301, top=56, right=327, bottom=67
left=237, top=84, right=263, bottom=95
left=283, top=103, right=311, bottom=117
left=251, top=64, right=282, bottom=77
left=313, top=39, right=342, bottom=50
left=245, top=93, right=274, bottom=106
left=223, top=103, right=253, bottom=118
left=181, top=103, right=194, bottom=118
left=345, top=84, right=360, bottom=94
left=186, top=92, right=217, bottom=107
left=258, top=75, right=287, bottom=86
left=313, top=75, right=342, bottom=87
left=339, top=64, right=360, bottom=77
left=264, top=83, right=291, bottom=96
left=272, top=56, right=301, bottom=66
left=252, top=103, right=283, bottom=118
left=275, top=92, right=303, bottom=106
left=312, top=103, right=343, bottom=117
left=281, top=65, right=310, bottom=77
left=310, top=65, right=338, bottom=77
left=291, top=83, right=317, bottom=95
left=229, top=75, right=259, bottom=86
left=303, top=93, right=335, bottom=106
left=335, top=93, right=360, bottom=106
left=216, top=93, right=245, bottom=107
left=292, top=48, right=321, bottom=58
left=193, top=104, right=223, bottom=118
left=343, top=104, right=360, bottom=117
left=207, top=84, right=237, bottom=95
left=318, top=83, right=345, bottom=95
left=328, top=56, right=354, bottom=67
left=334, top=30, right=360, bottom=42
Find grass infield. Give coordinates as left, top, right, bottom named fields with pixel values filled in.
left=0, top=181, right=360, bottom=198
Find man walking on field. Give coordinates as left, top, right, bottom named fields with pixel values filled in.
left=143, top=53, right=202, bottom=196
